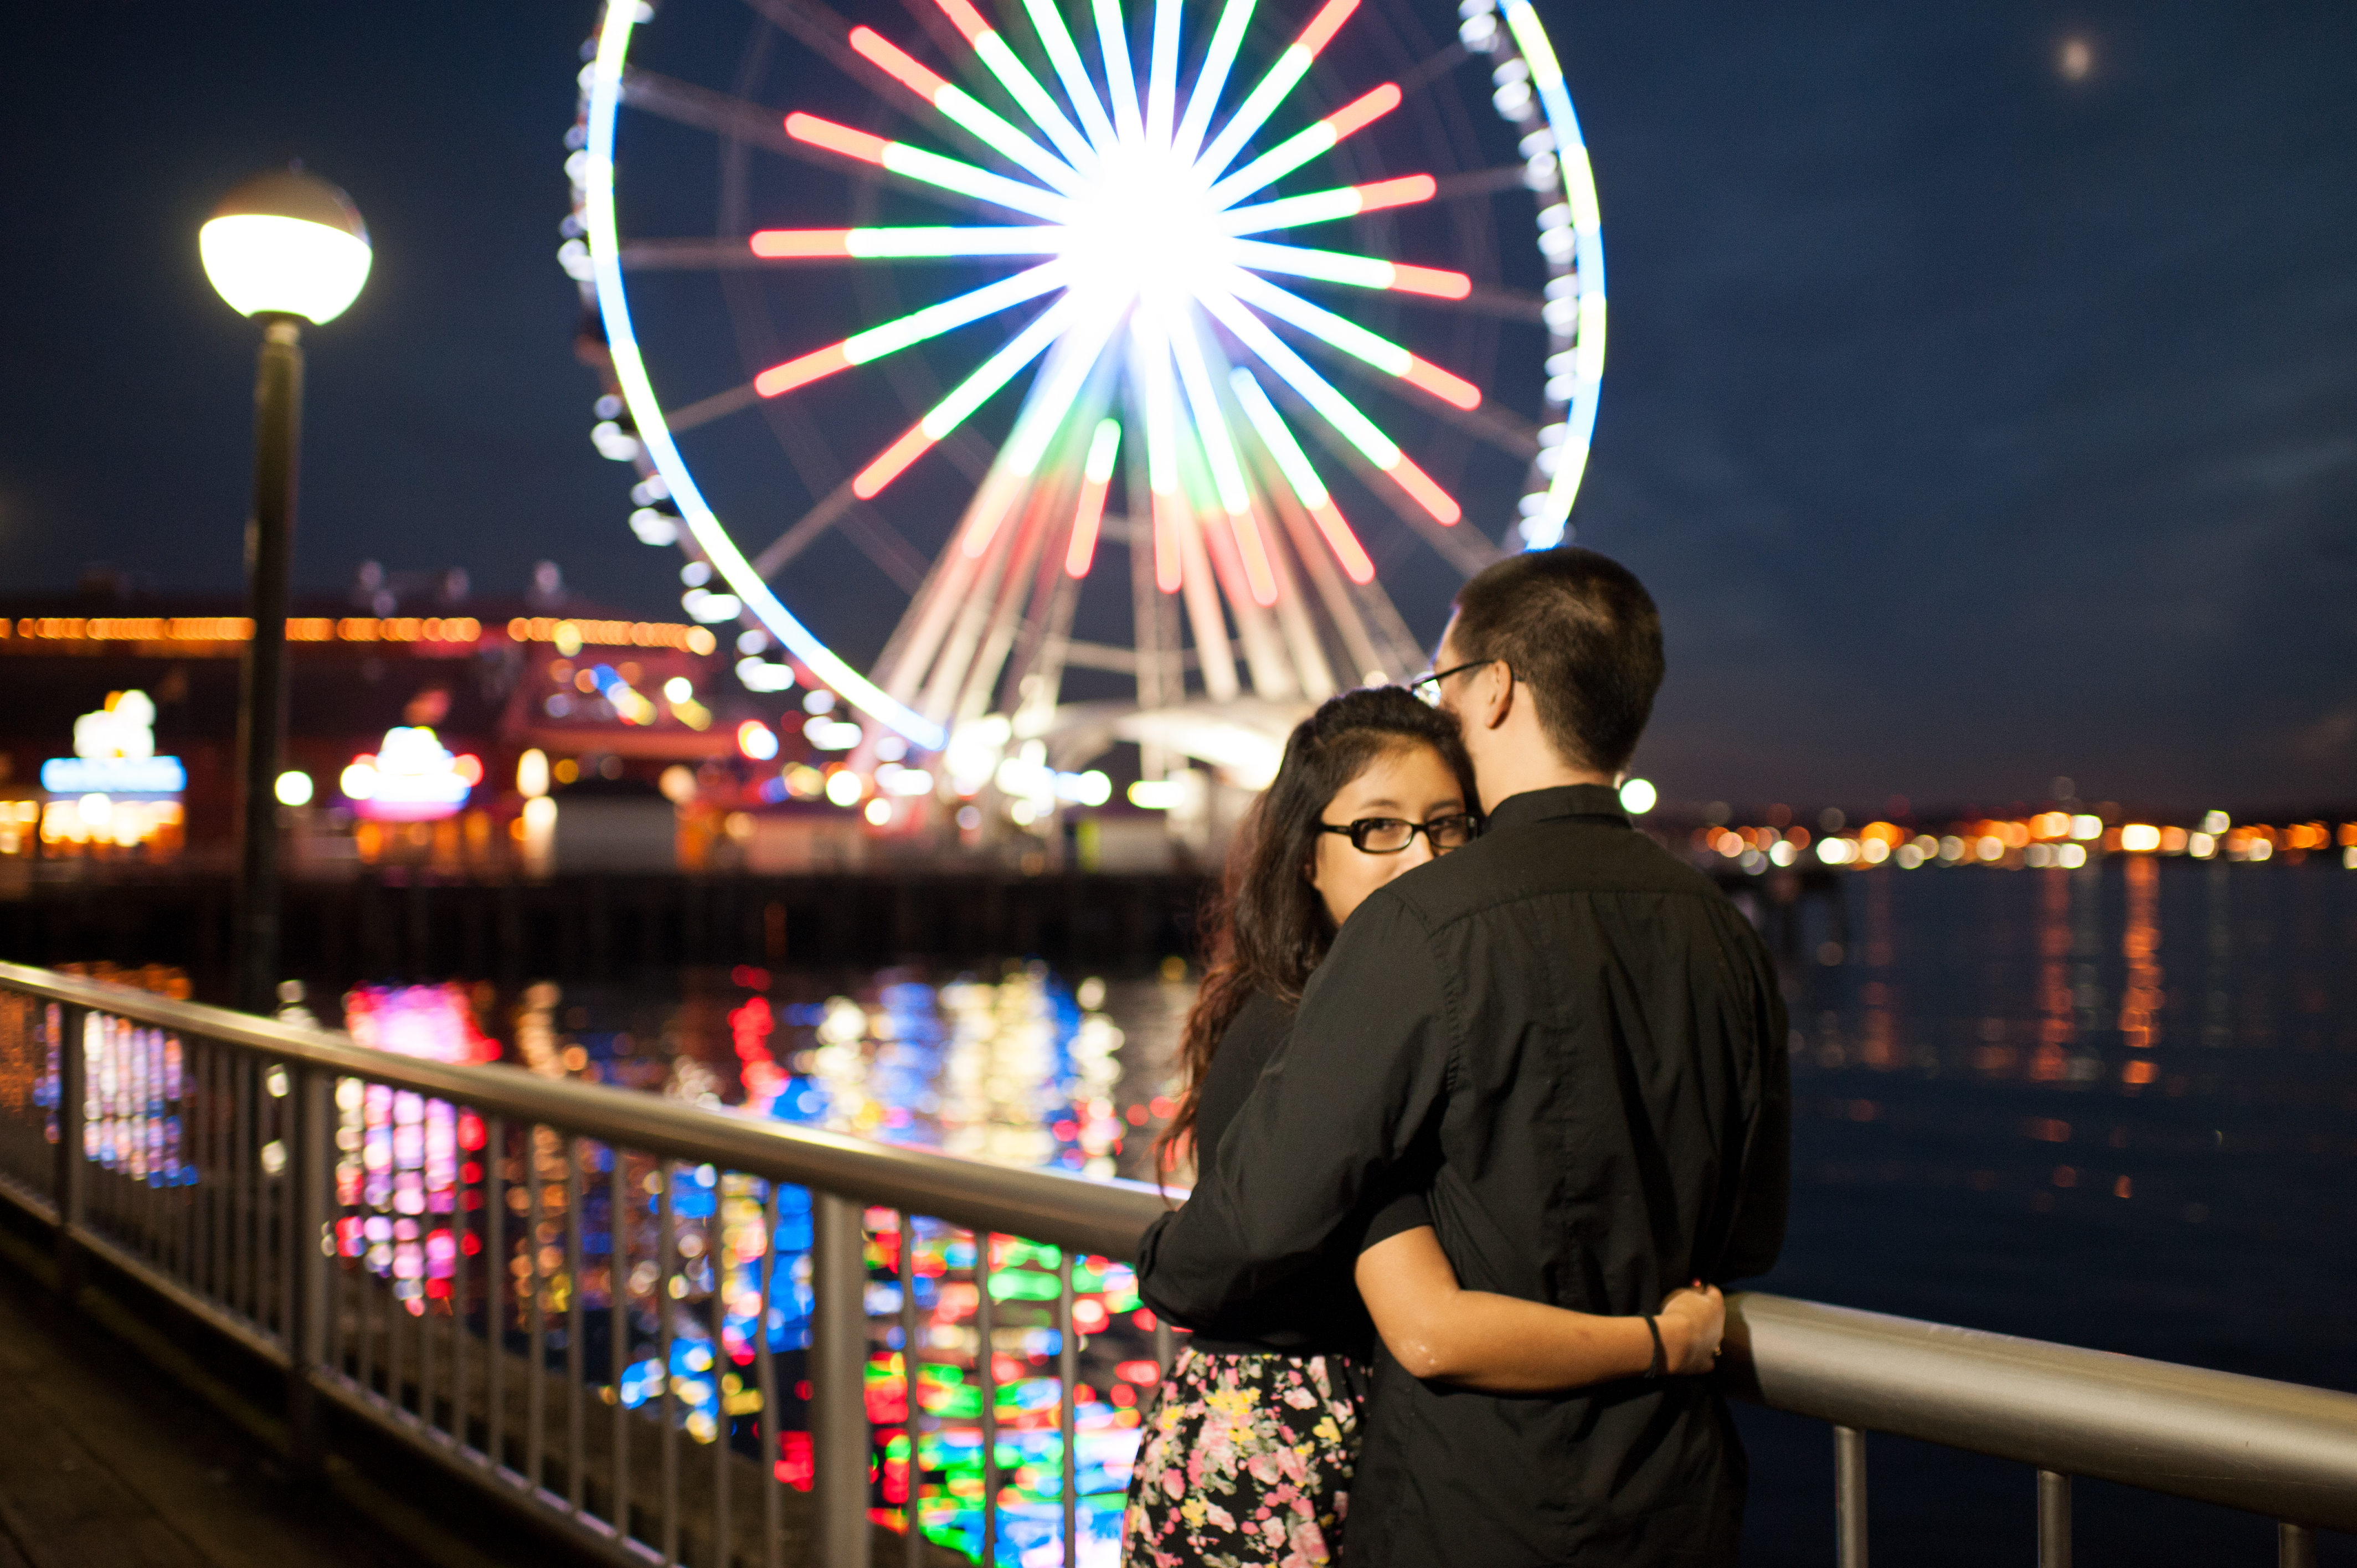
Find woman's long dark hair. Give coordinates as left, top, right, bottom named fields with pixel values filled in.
left=1157, top=687, right=1476, bottom=1178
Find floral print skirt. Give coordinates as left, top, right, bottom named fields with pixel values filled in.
left=1120, top=1347, right=1367, bottom=1568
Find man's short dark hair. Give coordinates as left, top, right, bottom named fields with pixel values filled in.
left=1449, top=546, right=1664, bottom=775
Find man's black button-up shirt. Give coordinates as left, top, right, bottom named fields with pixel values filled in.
left=1138, top=784, right=1792, bottom=1567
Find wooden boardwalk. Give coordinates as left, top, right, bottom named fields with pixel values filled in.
left=0, top=1226, right=519, bottom=1568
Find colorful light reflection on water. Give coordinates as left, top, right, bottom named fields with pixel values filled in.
left=320, top=963, right=1179, bottom=1566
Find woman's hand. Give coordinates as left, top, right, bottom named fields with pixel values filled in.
left=1655, top=1282, right=1725, bottom=1375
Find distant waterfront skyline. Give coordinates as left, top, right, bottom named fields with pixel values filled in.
left=4, top=3, right=2351, bottom=809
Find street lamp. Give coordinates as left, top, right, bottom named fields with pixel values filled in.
left=200, top=167, right=369, bottom=1014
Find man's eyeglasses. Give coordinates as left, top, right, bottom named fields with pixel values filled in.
left=1318, top=813, right=1480, bottom=854
left=1406, top=659, right=1504, bottom=707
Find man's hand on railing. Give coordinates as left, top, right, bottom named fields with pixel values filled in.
left=1658, top=1282, right=1725, bottom=1375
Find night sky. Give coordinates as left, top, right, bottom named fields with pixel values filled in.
left=6, top=3, right=2351, bottom=811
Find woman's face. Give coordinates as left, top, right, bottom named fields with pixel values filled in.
left=1307, top=741, right=1470, bottom=929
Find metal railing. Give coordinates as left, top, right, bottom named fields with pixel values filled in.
left=0, top=960, right=2349, bottom=1567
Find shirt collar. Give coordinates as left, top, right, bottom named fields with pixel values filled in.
left=1484, top=783, right=1632, bottom=833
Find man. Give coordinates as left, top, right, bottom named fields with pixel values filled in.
left=1138, top=547, right=1790, bottom=1566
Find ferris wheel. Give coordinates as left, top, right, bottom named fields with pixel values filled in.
left=565, top=0, right=1603, bottom=783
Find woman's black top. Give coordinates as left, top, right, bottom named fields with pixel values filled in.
left=1182, top=990, right=1430, bottom=1358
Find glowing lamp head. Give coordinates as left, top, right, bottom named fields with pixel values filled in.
left=199, top=168, right=372, bottom=324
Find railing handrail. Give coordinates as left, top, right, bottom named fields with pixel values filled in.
left=0, top=960, right=1169, bottom=1260
left=1721, top=1293, right=2357, bottom=1531
left=9, top=960, right=2354, bottom=1535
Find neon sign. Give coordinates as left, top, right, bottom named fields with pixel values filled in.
left=41, top=690, right=186, bottom=795
left=339, top=726, right=482, bottom=821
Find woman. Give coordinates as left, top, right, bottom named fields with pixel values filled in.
left=1122, top=688, right=1722, bottom=1567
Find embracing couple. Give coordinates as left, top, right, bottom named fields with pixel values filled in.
left=1126, top=548, right=1793, bottom=1567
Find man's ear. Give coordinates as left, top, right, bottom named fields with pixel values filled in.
left=1476, top=661, right=1515, bottom=732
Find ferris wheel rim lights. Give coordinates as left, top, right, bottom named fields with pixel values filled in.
left=584, top=3, right=946, bottom=750
left=583, top=0, right=1604, bottom=749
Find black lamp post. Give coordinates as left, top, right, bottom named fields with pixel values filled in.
left=199, top=168, right=370, bottom=1013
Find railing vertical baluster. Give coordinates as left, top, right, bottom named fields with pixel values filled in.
left=235, top=1054, right=253, bottom=1323
left=658, top=1160, right=678, bottom=1567
left=1152, top=1318, right=1173, bottom=1379
left=206, top=1043, right=224, bottom=1304
left=568, top=1136, right=586, bottom=1515
left=155, top=1031, right=171, bottom=1266
left=711, top=1190, right=730, bottom=1568
left=758, top=1184, right=782, bottom=1568
left=147, top=1031, right=164, bottom=1267
left=325, top=1080, right=344, bottom=1382
left=388, top=1100, right=407, bottom=1414
left=1834, top=1425, right=1869, bottom=1568
left=452, top=1103, right=471, bottom=1452
left=2280, top=1523, right=2317, bottom=1568
left=812, top=1192, right=872, bottom=1568
left=1058, top=1251, right=1077, bottom=1568
left=158, top=1033, right=172, bottom=1267
left=269, top=1056, right=286, bottom=1339
left=54, top=1004, right=85, bottom=1297
left=528, top=1126, right=548, bottom=1490
left=612, top=1148, right=632, bottom=1545
left=415, top=1102, right=433, bottom=1423
left=288, top=1062, right=331, bottom=1462
left=976, top=1230, right=997, bottom=1568
left=2037, top=1470, right=2071, bottom=1568
left=359, top=1085, right=378, bottom=1398
left=487, top=1114, right=506, bottom=1474
left=898, top=1209, right=923, bottom=1568
left=173, top=1043, right=191, bottom=1288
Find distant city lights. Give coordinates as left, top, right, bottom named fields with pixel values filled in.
left=1698, top=808, right=2351, bottom=874
left=274, top=770, right=315, bottom=807
left=1618, top=776, right=1656, bottom=815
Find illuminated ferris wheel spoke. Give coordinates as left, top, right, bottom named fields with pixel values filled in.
left=1229, top=368, right=1376, bottom=584
left=1220, top=173, right=1436, bottom=238
left=1145, top=0, right=1184, bottom=148
left=1196, top=285, right=1463, bottom=525
left=1063, top=417, right=1124, bottom=578
left=959, top=296, right=1131, bottom=558
left=848, top=27, right=1088, bottom=197
left=747, top=226, right=1067, bottom=260
left=934, top=0, right=1105, bottom=173
left=851, top=292, right=1084, bottom=499
left=752, top=261, right=1071, bottom=399
left=783, top=114, right=1077, bottom=224
left=1204, top=82, right=1400, bottom=208
left=1193, top=0, right=1361, bottom=182
left=1171, top=0, right=1255, bottom=164
left=1225, top=239, right=1469, bottom=299
left=1091, top=0, right=1147, bottom=147
left=1166, top=312, right=1280, bottom=604
left=1020, top=0, right=1120, bottom=153
left=1130, top=321, right=1187, bottom=595
left=1222, top=268, right=1481, bottom=411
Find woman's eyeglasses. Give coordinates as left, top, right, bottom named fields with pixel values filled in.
left=1318, top=813, right=1480, bottom=854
